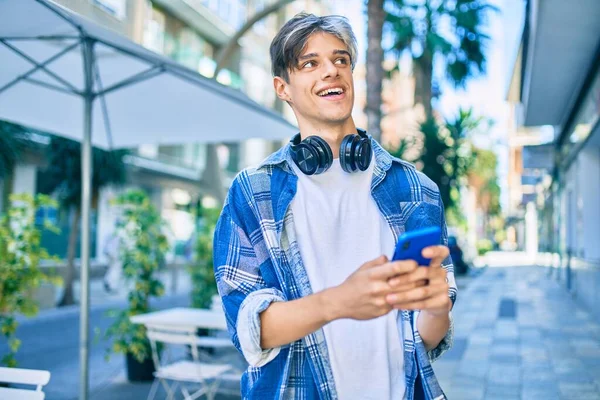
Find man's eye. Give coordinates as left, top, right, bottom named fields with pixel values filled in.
left=303, top=61, right=315, bottom=68
left=335, top=58, right=349, bottom=65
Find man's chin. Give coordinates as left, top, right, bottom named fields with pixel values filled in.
left=320, top=111, right=353, bottom=125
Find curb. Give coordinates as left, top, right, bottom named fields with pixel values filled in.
left=16, top=292, right=190, bottom=326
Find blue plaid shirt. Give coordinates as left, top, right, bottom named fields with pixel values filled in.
left=213, top=139, right=457, bottom=399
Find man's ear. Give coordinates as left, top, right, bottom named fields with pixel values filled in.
left=273, top=76, right=292, bottom=103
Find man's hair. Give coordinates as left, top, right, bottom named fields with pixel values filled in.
left=270, top=13, right=358, bottom=82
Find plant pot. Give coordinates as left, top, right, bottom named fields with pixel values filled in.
left=197, top=328, right=215, bottom=355
left=125, top=353, right=155, bottom=382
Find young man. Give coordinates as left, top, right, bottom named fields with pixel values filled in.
left=213, top=13, right=457, bottom=400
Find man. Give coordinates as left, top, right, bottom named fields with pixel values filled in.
left=213, top=13, right=457, bottom=399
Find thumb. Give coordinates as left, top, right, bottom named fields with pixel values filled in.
left=359, top=255, right=389, bottom=270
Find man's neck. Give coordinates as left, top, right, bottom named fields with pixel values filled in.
left=298, top=119, right=358, bottom=158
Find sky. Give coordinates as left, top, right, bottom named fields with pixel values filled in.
left=335, top=0, right=527, bottom=212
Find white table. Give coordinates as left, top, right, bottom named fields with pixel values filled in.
left=130, top=307, right=228, bottom=331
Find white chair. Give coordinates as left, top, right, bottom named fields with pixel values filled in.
left=0, top=367, right=50, bottom=400
left=146, top=325, right=234, bottom=400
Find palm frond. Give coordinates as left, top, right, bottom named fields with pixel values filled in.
left=386, top=14, right=415, bottom=52
left=0, top=121, right=32, bottom=178
left=38, top=136, right=129, bottom=208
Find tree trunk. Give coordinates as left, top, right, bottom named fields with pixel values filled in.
left=59, top=206, right=81, bottom=307
left=415, top=53, right=434, bottom=118
left=204, top=0, right=296, bottom=204
left=213, top=0, right=295, bottom=77
left=202, top=144, right=226, bottom=204
left=366, top=0, right=385, bottom=143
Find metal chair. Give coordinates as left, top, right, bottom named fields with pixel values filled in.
left=0, top=366, right=50, bottom=400
left=146, top=324, right=233, bottom=400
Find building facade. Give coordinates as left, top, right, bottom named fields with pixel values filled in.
left=510, top=0, right=600, bottom=320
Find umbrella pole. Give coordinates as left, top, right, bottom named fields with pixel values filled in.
left=79, top=37, right=94, bottom=400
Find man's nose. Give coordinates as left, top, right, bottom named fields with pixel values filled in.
left=321, top=59, right=339, bottom=80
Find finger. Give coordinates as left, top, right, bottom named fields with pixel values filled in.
left=388, top=274, right=428, bottom=287
left=398, top=266, right=430, bottom=284
left=385, top=282, right=448, bottom=305
left=387, top=279, right=428, bottom=293
left=422, top=245, right=449, bottom=266
left=392, top=294, right=451, bottom=311
left=371, top=260, right=418, bottom=280
left=359, top=255, right=389, bottom=270
left=426, top=267, right=448, bottom=283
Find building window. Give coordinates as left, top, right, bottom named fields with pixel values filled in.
left=143, top=6, right=166, bottom=54
left=562, top=67, right=600, bottom=163
left=91, top=0, right=127, bottom=20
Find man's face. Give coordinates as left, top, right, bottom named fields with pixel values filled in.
left=275, top=32, right=355, bottom=127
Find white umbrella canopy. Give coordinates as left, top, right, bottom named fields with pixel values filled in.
left=0, top=0, right=296, bottom=148
left=0, top=2, right=296, bottom=400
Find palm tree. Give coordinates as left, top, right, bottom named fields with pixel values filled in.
left=38, top=137, right=128, bottom=306
left=386, top=0, right=497, bottom=116
left=366, top=0, right=386, bottom=142
left=468, top=146, right=501, bottom=235
left=0, top=121, right=33, bottom=212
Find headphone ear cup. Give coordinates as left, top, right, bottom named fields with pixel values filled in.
left=306, top=136, right=333, bottom=174
left=292, top=143, right=321, bottom=175
left=355, top=137, right=372, bottom=171
left=340, top=135, right=360, bottom=173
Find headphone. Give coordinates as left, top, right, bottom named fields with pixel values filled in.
left=290, top=129, right=373, bottom=175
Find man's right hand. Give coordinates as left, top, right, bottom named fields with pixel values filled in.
left=259, top=255, right=424, bottom=350
left=325, top=255, right=421, bottom=321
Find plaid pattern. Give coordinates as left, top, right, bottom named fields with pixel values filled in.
left=213, top=140, right=457, bottom=400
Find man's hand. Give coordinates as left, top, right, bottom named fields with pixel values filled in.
left=325, top=255, right=425, bottom=321
left=384, top=245, right=452, bottom=315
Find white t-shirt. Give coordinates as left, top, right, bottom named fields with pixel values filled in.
left=290, top=157, right=406, bottom=400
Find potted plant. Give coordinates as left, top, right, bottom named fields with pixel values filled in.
left=0, top=193, right=60, bottom=368
left=101, top=189, right=169, bottom=382
left=188, top=205, right=221, bottom=355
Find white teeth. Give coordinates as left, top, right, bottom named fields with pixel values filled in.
left=318, top=88, right=344, bottom=96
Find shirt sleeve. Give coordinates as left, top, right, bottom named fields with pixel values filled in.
left=213, top=203, right=286, bottom=368
left=420, top=195, right=458, bottom=363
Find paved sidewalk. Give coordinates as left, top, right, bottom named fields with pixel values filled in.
left=433, top=265, right=600, bottom=400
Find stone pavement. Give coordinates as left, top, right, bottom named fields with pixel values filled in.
left=433, top=264, right=600, bottom=400
left=19, top=253, right=600, bottom=399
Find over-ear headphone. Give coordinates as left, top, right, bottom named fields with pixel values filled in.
left=290, top=129, right=373, bottom=175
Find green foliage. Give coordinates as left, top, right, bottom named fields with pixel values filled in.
left=476, top=238, right=493, bottom=255
left=102, top=189, right=170, bottom=363
left=385, top=0, right=497, bottom=90
left=0, top=121, right=31, bottom=179
left=471, top=147, right=501, bottom=216
left=387, top=108, right=500, bottom=227
left=37, top=136, right=128, bottom=208
left=0, top=193, right=61, bottom=367
left=189, top=206, right=221, bottom=310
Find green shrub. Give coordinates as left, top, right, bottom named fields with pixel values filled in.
left=102, top=189, right=169, bottom=363
left=0, top=194, right=60, bottom=367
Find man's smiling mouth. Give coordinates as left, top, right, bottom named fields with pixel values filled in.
left=317, top=87, right=345, bottom=97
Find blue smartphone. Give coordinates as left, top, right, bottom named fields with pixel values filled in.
left=392, top=226, right=442, bottom=266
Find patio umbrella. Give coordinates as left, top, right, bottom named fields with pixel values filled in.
left=0, top=1, right=296, bottom=399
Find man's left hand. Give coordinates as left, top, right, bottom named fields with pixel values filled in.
left=385, top=245, right=452, bottom=315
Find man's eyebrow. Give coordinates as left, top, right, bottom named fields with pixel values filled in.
left=333, top=49, right=351, bottom=58
left=298, top=52, right=318, bottom=61
left=297, top=49, right=351, bottom=62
